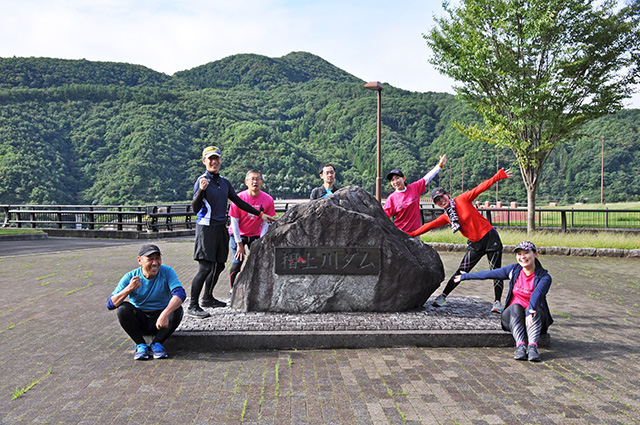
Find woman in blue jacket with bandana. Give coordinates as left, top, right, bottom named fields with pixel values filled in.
left=455, top=241, right=553, bottom=362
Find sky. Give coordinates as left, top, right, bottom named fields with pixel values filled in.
left=1, top=0, right=639, bottom=108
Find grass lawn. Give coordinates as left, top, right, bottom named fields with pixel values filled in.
left=547, top=201, right=640, bottom=209
left=0, top=228, right=44, bottom=236
left=422, top=228, right=640, bottom=250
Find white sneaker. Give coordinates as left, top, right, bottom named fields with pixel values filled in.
left=491, top=301, right=503, bottom=313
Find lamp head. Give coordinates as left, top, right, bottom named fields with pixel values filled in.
left=364, top=81, right=384, bottom=91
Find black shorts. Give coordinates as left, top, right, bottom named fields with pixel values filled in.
left=467, top=227, right=503, bottom=253
left=193, top=224, right=229, bottom=263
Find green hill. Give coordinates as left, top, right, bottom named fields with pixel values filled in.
left=0, top=53, right=638, bottom=205
left=0, top=57, right=176, bottom=89
left=174, top=51, right=361, bottom=89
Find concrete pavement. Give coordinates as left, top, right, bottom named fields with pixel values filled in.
left=0, top=235, right=149, bottom=257
left=1, top=238, right=639, bottom=424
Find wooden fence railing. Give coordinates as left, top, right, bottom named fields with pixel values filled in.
left=2, top=203, right=639, bottom=233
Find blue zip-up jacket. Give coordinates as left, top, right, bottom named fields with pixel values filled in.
left=460, top=263, right=553, bottom=334
left=192, top=171, right=261, bottom=226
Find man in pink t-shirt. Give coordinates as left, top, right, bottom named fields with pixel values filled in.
left=383, top=155, right=446, bottom=233
left=228, top=169, right=276, bottom=289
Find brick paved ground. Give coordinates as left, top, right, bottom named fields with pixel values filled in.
left=1, top=239, right=639, bottom=424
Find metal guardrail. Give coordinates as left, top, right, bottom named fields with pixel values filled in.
left=0, top=202, right=302, bottom=233
left=2, top=203, right=640, bottom=233
left=1, top=204, right=150, bottom=231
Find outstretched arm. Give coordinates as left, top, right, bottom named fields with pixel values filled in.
left=422, top=154, right=447, bottom=184
left=407, top=213, right=450, bottom=237
left=463, top=168, right=512, bottom=202
left=229, top=192, right=276, bottom=223
left=454, top=265, right=512, bottom=283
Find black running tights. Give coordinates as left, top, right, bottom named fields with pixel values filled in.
left=442, top=248, right=503, bottom=301
left=116, top=302, right=183, bottom=345
left=189, top=260, right=225, bottom=307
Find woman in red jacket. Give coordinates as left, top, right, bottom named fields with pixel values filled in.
left=408, top=168, right=513, bottom=312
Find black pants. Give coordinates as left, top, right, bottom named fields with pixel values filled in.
left=117, top=302, right=183, bottom=345
left=442, top=227, right=504, bottom=301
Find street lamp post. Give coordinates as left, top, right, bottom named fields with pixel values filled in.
left=461, top=155, right=465, bottom=192
left=600, top=135, right=604, bottom=204
left=365, top=81, right=384, bottom=202
left=496, top=150, right=499, bottom=203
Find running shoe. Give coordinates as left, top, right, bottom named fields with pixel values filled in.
left=528, top=345, right=541, bottom=362
left=432, top=294, right=447, bottom=307
left=201, top=297, right=226, bottom=308
left=150, top=342, right=168, bottom=359
left=514, top=344, right=527, bottom=361
left=187, top=305, right=211, bottom=318
left=133, top=343, right=150, bottom=360
left=491, top=301, right=503, bottom=313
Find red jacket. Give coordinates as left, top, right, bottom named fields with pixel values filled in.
left=408, top=169, right=509, bottom=242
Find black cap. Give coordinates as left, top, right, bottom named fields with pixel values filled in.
left=386, top=169, right=404, bottom=181
left=430, top=187, right=448, bottom=200
left=138, top=243, right=161, bottom=257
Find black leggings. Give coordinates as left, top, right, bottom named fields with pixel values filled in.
left=117, top=302, right=183, bottom=345
left=442, top=228, right=504, bottom=301
left=501, top=303, right=543, bottom=346
left=189, top=260, right=225, bottom=307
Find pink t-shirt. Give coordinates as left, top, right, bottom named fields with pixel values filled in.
left=510, top=271, right=535, bottom=308
left=383, top=179, right=426, bottom=233
left=228, top=190, right=276, bottom=237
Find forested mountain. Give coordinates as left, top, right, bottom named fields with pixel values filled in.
left=0, top=53, right=638, bottom=205
left=0, top=57, right=177, bottom=89
left=174, top=52, right=361, bottom=89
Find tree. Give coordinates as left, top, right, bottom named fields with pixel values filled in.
left=426, top=0, right=640, bottom=233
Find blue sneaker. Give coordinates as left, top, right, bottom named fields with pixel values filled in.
left=150, top=342, right=168, bottom=359
left=133, top=343, right=150, bottom=360
left=432, top=294, right=447, bottom=307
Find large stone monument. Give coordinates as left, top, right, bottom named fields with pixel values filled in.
left=230, top=186, right=444, bottom=313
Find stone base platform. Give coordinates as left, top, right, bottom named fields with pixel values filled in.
left=167, top=296, right=550, bottom=351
